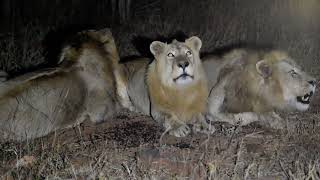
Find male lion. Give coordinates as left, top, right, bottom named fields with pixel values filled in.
left=203, top=49, right=316, bottom=128
left=120, top=37, right=210, bottom=137
left=0, top=28, right=123, bottom=141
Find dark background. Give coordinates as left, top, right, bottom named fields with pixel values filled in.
left=0, top=1, right=320, bottom=178
left=0, top=0, right=319, bottom=75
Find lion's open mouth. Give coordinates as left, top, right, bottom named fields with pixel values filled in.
left=173, top=73, right=194, bottom=82
left=297, top=91, right=314, bottom=104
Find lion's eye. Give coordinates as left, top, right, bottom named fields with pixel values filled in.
left=289, top=70, right=298, bottom=77
left=167, top=53, right=175, bottom=57
left=186, top=51, right=192, bottom=56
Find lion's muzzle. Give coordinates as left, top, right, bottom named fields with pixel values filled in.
left=297, top=91, right=313, bottom=104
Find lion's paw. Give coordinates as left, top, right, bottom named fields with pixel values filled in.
left=169, top=125, right=191, bottom=137
left=193, top=122, right=216, bottom=135
left=267, top=112, right=286, bottom=130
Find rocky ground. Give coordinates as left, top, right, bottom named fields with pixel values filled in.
left=0, top=91, right=319, bottom=179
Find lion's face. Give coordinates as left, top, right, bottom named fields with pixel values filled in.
left=149, top=36, right=205, bottom=88
left=256, top=54, right=316, bottom=112
left=275, top=60, right=316, bottom=111
left=158, top=41, right=196, bottom=86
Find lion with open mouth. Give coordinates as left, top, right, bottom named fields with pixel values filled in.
left=203, top=49, right=316, bottom=128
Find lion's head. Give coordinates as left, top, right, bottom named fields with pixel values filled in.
left=146, top=36, right=208, bottom=123
left=149, top=36, right=205, bottom=88
left=58, top=28, right=117, bottom=66
left=253, top=51, right=316, bottom=112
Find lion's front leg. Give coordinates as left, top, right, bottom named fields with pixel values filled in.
left=164, top=115, right=191, bottom=138
left=208, top=111, right=285, bottom=130
left=212, top=112, right=260, bottom=126
left=208, top=75, right=264, bottom=128
left=192, top=113, right=216, bottom=135
left=258, top=112, right=286, bottom=129
left=114, top=69, right=135, bottom=112
left=233, top=111, right=285, bottom=129
left=150, top=109, right=190, bottom=138
left=167, top=124, right=191, bottom=138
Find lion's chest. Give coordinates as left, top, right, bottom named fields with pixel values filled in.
left=151, top=84, right=208, bottom=121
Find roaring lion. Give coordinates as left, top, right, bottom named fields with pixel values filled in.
left=120, top=37, right=210, bottom=137
left=0, top=28, right=125, bottom=141
left=203, top=49, right=317, bottom=128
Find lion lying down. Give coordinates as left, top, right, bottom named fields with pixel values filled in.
left=117, top=39, right=316, bottom=132
left=120, top=37, right=211, bottom=137
left=203, top=49, right=316, bottom=129
left=0, top=28, right=125, bottom=141
left=4, top=27, right=315, bottom=141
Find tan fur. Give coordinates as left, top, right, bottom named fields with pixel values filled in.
left=203, top=49, right=316, bottom=128
left=120, top=37, right=210, bottom=137
left=147, top=64, right=208, bottom=123
left=80, top=29, right=134, bottom=111
left=0, top=28, right=122, bottom=141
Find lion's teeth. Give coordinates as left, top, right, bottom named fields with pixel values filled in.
left=302, top=96, right=308, bottom=101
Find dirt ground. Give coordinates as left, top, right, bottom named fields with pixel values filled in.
left=1, top=1, right=320, bottom=179
left=0, top=91, right=319, bottom=179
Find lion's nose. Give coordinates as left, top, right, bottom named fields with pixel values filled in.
left=178, top=61, right=189, bottom=69
left=308, top=80, right=316, bottom=86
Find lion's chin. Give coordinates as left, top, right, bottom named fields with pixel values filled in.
left=173, top=74, right=194, bottom=86
left=294, top=102, right=309, bottom=111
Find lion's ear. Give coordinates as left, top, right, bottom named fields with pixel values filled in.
left=256, top=60, right=272, bottom=78
left=150, top=41, right=166, bottom=56
left=185, top=36, right=202, bottom=52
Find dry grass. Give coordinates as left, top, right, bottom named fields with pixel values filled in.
left=0, top=0, right=320, bottom=179
left=0, top=109, right=319, bottom=179
left=0, top=24, right=48, bottom=76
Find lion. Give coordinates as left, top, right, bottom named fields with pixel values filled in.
left=120, top=37, right=211, bottom=137
left=0, top=28, right=125, bottom=141
left=202, top=49, right=317, bottom=128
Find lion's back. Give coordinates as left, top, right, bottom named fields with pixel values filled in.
left=0, top=72, right=86, bottom=140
